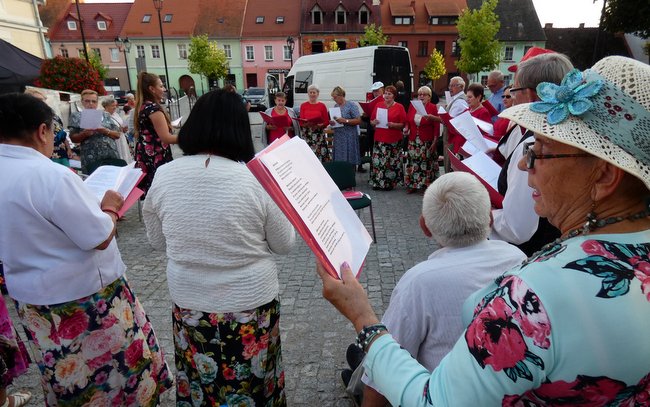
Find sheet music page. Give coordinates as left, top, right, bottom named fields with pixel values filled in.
left=375, top=108, right=388, bottom=129
left=450, top=111, right=489, bottom=151
left=462, top=139, right=497, bottom=156
left=438, top=106, right=447, bottom=114
left=84, top=162, right=142, bottom=200
left=444, top=91, right=452, bottom=105
left=259, top=137, right=372, bottom=277
left=79, top=109, right=103, bottom=129
left=328, top=107, right=343, bottom=128
left=410, top=100, right=428, bottom=116
left=171, top=116, right=183, bottom=127
left=462, top=151, right=502, bottom=191
left=473, top=117, right=494, bottom=135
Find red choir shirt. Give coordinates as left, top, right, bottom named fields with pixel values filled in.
left=268, top=108, right=293, bottom=143
left=406, top=102, right=440, bottom=142
left=299, top=101, right=329, bottom=127
left=493, top=118, right=511, bottom=141
left=371, top=102, right=407, bottom=144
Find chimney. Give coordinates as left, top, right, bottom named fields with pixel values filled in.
left=545, top=23, right=553, bottom=28
left=579, top=23, right=585, bottom=28
left=410, top=0, right=415, bottom=9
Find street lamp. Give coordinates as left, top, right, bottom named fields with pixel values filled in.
left=286, top=36, right=295, bottom=68
left=152, top=0, right=171, bottom=102
left=114, top=37, right=133, bottom=91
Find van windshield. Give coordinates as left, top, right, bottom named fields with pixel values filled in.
left=374, top=48, right=412, bottom=96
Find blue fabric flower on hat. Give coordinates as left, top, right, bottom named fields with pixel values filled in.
left=530, top=69, right=604, bottom=125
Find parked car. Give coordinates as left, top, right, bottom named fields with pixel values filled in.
left=242, top=87, right=267, bottom=112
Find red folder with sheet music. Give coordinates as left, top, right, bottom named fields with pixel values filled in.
left=359, top=95, right=383, bottom=117
left=260, top=112, right=292, bottom=128
left=448, top=148, right=504, bottom=208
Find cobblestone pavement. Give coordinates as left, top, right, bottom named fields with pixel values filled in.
left=10, top=118, right=440, bottom=406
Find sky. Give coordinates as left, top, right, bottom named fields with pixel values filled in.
left=84, top=0, right=606, bottom=29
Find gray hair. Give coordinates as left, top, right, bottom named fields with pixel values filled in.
left=101, top=97, right=117, bottom=108
left=422, top=172, right=491, bottom=247
left=516, top=53, right=573, bottom=90
left=488, top=70, right=504, bottom=82
left=450, top=76, right=465, bottom=90
left=417, top=86, right=432, bottom=97
left=307, top=84, right=320, bottom=93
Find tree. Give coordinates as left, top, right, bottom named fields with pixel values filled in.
left=455, top=0, right=501, bottom=76
left=187, top=35, right=229, bottom=87
left=601, top=0, right=650, bottom=38
left=424, top=49, right=447, bottom=84
left=79, top=48, right=109, bottom=80
left=359, top=24, right=388, bottom=47
left=35, top=56, right=106, bottom=95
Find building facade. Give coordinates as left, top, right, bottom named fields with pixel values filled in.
left=1, top=0, right=49, bottom=58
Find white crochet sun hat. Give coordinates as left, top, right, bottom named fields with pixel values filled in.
left=501, top=56, right=650, bottom=190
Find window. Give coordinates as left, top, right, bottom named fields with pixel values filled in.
left=311, top=40, right=323, bottom=53
left=418, top=41, right=428, bottom=57
left=60, top=48, right=69, bottom=57
left=430, top=16, right=457, bottom=25
left=77, top=49, right=84, bottom=58
left=264, top=45, right=273, bottom=61
left=142, top=14, right=151, bottom=23
left=523, top=45, right=533, bottom=55
left=336, top=6, right=346, bottom=24
left=163, top=14, right=172, bottom=23
left=276, top=16, right=284, bottom=24
left=312, top=6, right=322, bottom=24
left=245, top=45, right=254, bottom=61
left=435, top=41, right=445, bottom=55
left=336, top=40, right=347, bottom=50
left=67, top=20, right=77, bottom=30
left=97, top=21, right=107, bottom=30
left=178, top=44, right=187, bottom=59
left=110, top=48, right=119, bottom=62
left=283, top=45, right=291, bottom=60
left=223, top=44, right=232, bottom=59
left=256, top=16, right=264, bottom=24
left=359, top=6, right=369, bottom=24
left=137, top=45, right=145, bottom=58
left=397, top=41, right=408, bottom=48
left=451, top=41, right=459, bottom=57
left=504, top=46, right=514, bottom=61
left=481, top=75, right=488, bottom=86
left=151, top=45, right=160, bottom=59
left=394, top=16, right=413, bottom=25
left=504, top=74, right=513, bottom=86
left=92, top=48, right=101, bottom=59
left=295, top=70, right=314, bottom=93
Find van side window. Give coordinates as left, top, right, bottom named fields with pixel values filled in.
left=295, top=71, right=313, bottom=94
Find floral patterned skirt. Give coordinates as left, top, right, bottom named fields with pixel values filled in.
left=173, top=299, right=285, bottom=407
left=0, top=295, right=29, bottom=387
left=403, top=137, right=439, bottom=190
left=301, top=127, right=332, bottom=163
left=369, top=141, right=403, bottom=190
left=16, top=276, right=173, bottom=407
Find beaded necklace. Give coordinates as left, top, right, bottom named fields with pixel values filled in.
left=532, top=205, right=650, bottom=258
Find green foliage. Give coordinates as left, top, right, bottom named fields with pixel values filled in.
left=188, top=34, right=229, bottom=82
left=86, top=49, right=109, bottom=80
left=456, top=0, right=501, bottom=75
left=359, top=24, right=388, bottom=47
left=424, top=49, right=447, bottom=81
left=35, top=56, right=106, bottom=94
left=602, top=0, right=650, bottom=38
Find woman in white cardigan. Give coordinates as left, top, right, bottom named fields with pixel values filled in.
left=143, top=88, right=295, bottom=407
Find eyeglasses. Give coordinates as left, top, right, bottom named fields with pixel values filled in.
left=523, top=142, right=591, bottom=169
left=417, top=93, right=429, bottom=96
left=82, top=99, right=98, bottom=104
left=502, top=95, right=512, bottom=99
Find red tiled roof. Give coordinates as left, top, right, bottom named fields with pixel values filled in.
left=49, top=3, right=132, bottom=42
left=300, top=0, right=381, bottom=33
left=242, top=0, right=301, bottom=37
left=193, top=0, right=246, bottom=38
left=424, top=0, right=463, bottom=16
left=120, top=0, right=200, bottom=39
left=382, top=0, right=466, bottom=34
left=389, top=2, right=415, bottom=16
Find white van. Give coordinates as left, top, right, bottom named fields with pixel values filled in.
left=280, top=45, right=413, bottom=110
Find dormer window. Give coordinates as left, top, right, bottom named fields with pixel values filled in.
left=311, top=5, right=322, bottom=25
left=359, top=5, right=370, bottom=24
left=67, top=20, right=77, bottom=30
left=256, top=16, right=264, bottom=24
left=97, top=20, right=107, bottom=30
left=429, top=16, right=457, bottom=25
left=142, top=14, right=151, bottom=23
left=394, top=16, right=413, bottom=25
left=335, top=5, right=346, bottom=24
left=276, top=16, right=284, bottom=24
left=163, top=14, right=172, bottom=23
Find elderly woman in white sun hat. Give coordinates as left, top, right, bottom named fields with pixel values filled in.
left=315, top=55, right=650, bottom=406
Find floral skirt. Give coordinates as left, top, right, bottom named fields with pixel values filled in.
left=301, top=127, right=332, bottom=163
left=0, top=295, right=29, bottom=387
left=173, top=299, right=285, bottom=407
left=403, top=137, right=439, bottom=190
left=16, top=276, right=173, bottom=407
left=369, top=141, right=403, bottom=190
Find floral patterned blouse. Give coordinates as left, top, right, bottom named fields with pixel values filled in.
left=364, top=230, right=650, bottom=406
left=134, top=101, right=173, bottom=193
left=69, top=111, right=120, bottom=173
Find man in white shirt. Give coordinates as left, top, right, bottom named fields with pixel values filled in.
left=344, top=173, right=526, bottom=406
left=445, top=76, right=468, bottom=118
left=491, top=52, right=573, bottom=256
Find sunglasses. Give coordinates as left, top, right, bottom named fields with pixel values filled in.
left=523, top=142, right=591, bottom=169
left=502, top=95, right=512, bottom=99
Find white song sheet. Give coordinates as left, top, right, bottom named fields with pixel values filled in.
left=328, top=107, right=343, bottom=128
left=450, top=111, right=490, bottom=151
left=84, top=162, right=143, bottom=200
left=375, top=108, right=388, bottom=129
left=410, top=100, right=428, bottom=116
left=79, top=109, right=103, bottom=129
left=259, top=137, right=372, bottom=277
left=461, top=151, right=502, bottom=191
